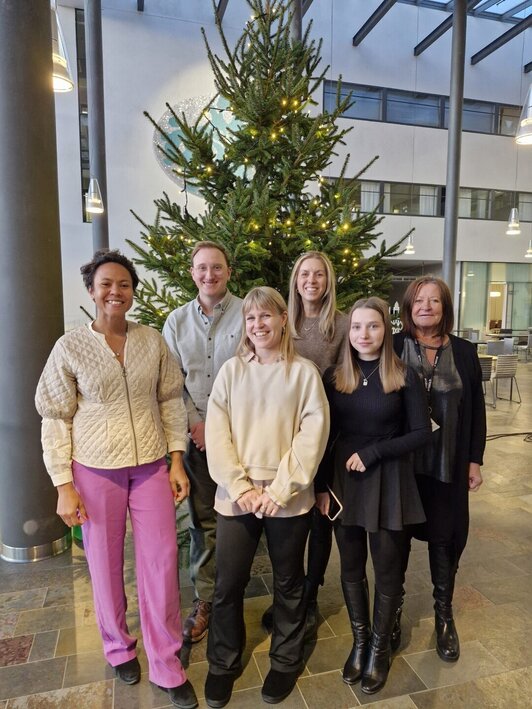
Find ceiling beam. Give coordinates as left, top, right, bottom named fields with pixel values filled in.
left=525, top=60, right=532, bottom=72
left=352, top=0, right=398, bottom=47
left=414, top=0, right=477, bottom=56
left=216, top=0, right=230, bottom=23
left=137, top=0, right=144, bottom=11
left=302, top=0, right=315, bottom=15
left=471, top=15, right=532, bottom=64
left=473, top=0, right=503, bottom=15
left=502, top=0, right=532, bottom=20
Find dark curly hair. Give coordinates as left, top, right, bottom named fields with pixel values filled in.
left=80, top=249, right=139, bottom=291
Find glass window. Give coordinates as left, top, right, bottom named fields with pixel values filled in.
left=360, top=181, right=380, bottom=212
left=444, top=99, right=495, bottom=133
left=387, top=90, right=440, bottom=127
left=459, top=187, right=490, bottom=219
left=518, top=192, right=532, bottom=221
left=491, top=190, right=515, bottom=221
left=324, top=81, right=382, bottom=120
left=75, top=10, right=90, bottom=222
left=499, top=105, right=520, bottom=136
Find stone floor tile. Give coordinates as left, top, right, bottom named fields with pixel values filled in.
left=454, top=602, right=532, bottom=645
left=6, top=679, right=114, bottom=708
left=62, top=649, right=115, bottom=688
left=0, top=589, right=47, bottom=613
left=43, top=582, right=94, bottom=608
left=113, top=678, right=172, bottom=709
left=305, top=634, right=357, bottom=675
left=362, top=696, right=418, bottom=708
left=0, top=635, right=33, bottom=667
left=472, top=665, right=532, bottom=708
left=28, top=631, right=59, bottom=662
left=0, top=613, right=18, bottom=641
left=0, top=657, right=67, bottom=701
left=14, top=604, right=92, bottom=635
left=480, top=629, right=532, bottom=672
left=297, top=669, right=360, bottom=708
left=350, top=657, right=427, bottom=705
left=472, top=573, right=532, bottom=606
left=55, top=624, right=103, bottom=657
left=410, top=680, right=489, bottom=709
left=403, top=639, right=506, bottom=688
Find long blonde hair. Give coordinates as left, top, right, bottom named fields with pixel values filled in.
left=334, top=297, right=406, bottom=394
left=237, top=287, right=295, bottom=365
left=288, top=251, right=338, bottom=342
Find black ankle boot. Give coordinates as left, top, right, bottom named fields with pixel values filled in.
left=361, top=590, right=403, bottom=695
left=341, top=579, right=370, bottom=685
left=429, top=544, right=460, bottom=662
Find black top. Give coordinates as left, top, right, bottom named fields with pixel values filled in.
left=317, top=360, right=431, bottom=533
left=394, top=333, right=487, bottom=556
left=402, top=338, right=462, bottom=483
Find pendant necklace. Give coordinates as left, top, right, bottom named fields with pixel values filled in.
left=303, top=318, right=318, bottom=333
left=361, top=361, right=380, bottom=386
left=113, top=338, right=127, bottom=358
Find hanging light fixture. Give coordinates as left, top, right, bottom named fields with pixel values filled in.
left=85, top=178, right=104, bottom=213
left=505, top=207, right=521, bottom=235
left=515, top=83, right=532, bottom=145
left=525, top=239, right=532, bottom=258
left=51, top=1, right=74, bottom=92
left=404, top=235, right=415, bottom=255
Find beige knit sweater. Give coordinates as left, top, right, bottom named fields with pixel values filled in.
left=35, top=322, right=188, bottom=486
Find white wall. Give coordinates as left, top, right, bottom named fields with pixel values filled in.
left=55, top=0, right=532, bottom=327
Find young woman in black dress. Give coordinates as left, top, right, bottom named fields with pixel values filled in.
left=316, top=296, right=430, bottom=694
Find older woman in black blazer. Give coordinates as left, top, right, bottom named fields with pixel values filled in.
left=394, top=276, right=486, bottom=663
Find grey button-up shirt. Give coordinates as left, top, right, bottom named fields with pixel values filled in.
left=163, top=290, right=243, bottom=427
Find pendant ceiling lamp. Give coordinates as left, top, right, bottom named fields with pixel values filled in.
left=505, top=207, right=521, bottom=236
left=404, top=235, right=415, bottom=255
left=85, top=178, right=104, bottom=214
left=515, top=83, right=532, bottom=145
left=51, top=1, right=74, bottom=92
left=525, top=240, right=532, bottom=259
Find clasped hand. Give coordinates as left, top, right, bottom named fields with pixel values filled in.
left=237, top=489, right=280, bottom=516
left=346, top=452, right=366, bottom=473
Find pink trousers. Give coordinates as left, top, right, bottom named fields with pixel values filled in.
left=73, top=457, right=186, bottom=689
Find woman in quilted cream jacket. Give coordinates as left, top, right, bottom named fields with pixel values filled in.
left=35, top=250, right=198, bottom=709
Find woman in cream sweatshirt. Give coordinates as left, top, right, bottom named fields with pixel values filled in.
left=203, top=286, right=329, bottom=708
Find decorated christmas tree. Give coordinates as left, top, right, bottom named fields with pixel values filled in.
left=128, top=0, right=409, bottom=330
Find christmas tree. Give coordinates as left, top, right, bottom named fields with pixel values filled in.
left=127, top=0, right=409, bottom=330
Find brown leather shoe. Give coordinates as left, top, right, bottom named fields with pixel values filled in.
left=183, top=599, right=211, bottom=643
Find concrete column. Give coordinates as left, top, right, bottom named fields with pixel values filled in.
left=442, top=0, right=466, bottom=294
left=0, top=0, right=70, bottom=560
left=84, top=0, right=109, bottom=251
left=290, top=0, right=302, bottom=41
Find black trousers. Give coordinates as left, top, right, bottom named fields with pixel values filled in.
left=306, top=507, right=333, bottom=593
left=334, top=524, right=408, bottom=597
left=207, top=511, right=311, bottom=676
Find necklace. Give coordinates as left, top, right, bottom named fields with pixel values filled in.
left=112, top=337, right=127, bottom=358
left=360, top=361, right=380, bottom=386
left=303, top=317, right=318, bottom=333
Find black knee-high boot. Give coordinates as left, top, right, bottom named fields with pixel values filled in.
left=361, top=590, right=403, bottom=695
left=429, top=543, right=460, bottom=662
left=390, top=588, right=405, bottom=653
left=341, top=579, right=370, bottom=685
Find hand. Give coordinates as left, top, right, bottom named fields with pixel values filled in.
left=56, top=482, right=88, bottom=527
left=189, top=421, right=206, bottom=451
left=315, top=492, right=330, bottom=516
left=346, top=452, right=366, bottom=473
left=236, top=488, right=261, bottom=513
left=468, top=462, right=483, bottom=492
left=253, top=492, right=280, bottom=517
left=168, top=452, right=190, bottom=502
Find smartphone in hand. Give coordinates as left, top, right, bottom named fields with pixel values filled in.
left=326, top=486, right=343, bottom=522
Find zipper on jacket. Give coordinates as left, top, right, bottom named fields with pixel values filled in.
left=122, top=365, right=139, bottom=465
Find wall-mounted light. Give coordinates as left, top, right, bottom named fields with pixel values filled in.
left=51, top=1, right=73, bottom=92
left=489, top=291, right=502, bottom=298
left=505, top=207, right=521, bottom=236
left=404, top=235, right=415, bottom=255
left=85, top=178, right=104, bottom=213
left=515, top=83, right=532, bottom=145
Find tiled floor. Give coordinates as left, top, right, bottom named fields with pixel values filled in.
left=1, top=363, right=531, bottom=708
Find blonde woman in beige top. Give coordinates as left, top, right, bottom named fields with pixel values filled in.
left=203, top=286, right=329, bottom=708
